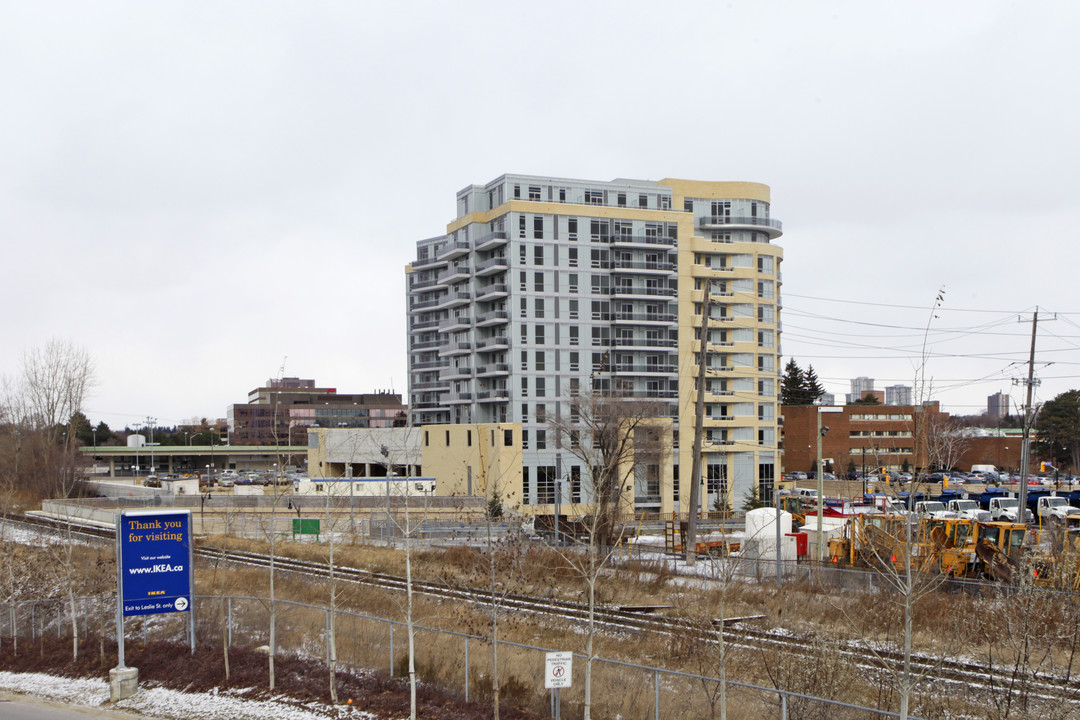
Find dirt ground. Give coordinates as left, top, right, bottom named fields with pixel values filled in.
left=0, top=636, right=548, bottom=720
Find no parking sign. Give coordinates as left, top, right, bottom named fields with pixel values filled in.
left=545, top=652, right=573, bottom=689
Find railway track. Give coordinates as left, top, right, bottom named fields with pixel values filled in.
left=8, top=512, right=1080, bottom=702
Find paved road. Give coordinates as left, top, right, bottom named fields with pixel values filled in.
left=0, top=696, right=144, bottom=720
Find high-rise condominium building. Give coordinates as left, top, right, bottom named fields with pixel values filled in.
left=406, top=175, right=783, bottom=514
left=885, top=385, right=913, bottom=406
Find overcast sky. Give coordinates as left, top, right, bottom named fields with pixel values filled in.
left=2, top=1, right=1078, bottom=429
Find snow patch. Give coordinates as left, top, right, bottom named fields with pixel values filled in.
left=0, top=671, right=384, bottom=720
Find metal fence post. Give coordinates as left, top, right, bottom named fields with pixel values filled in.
left=57, top=601, right=62, bottom=639
left=389, top=623, right=395, bottom=675
left=654, top=668, right=660, bottom=720
left=326, top=609, right=331, bottom=668
left=464, top=637, right=469, bottom=702
left=228, top=597, right=233, bottom=648
left=781, top=692, right=788, bottom=720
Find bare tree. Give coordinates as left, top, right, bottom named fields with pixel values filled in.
left=922, top=412, right=971, bottom=473
left=19, top=339, right=95, bottom=447
left=547, top=388, right=668, bottom=720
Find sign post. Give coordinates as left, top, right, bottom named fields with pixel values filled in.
left=112, top=509, right=194, bottom=701
left=544, top=651, right=573, bottom=720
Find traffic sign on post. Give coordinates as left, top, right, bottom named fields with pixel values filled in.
left=545, top=651, right=573, bottom=689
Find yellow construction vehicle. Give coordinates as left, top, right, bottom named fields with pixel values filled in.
left=972, top=521, right=1026, bottom=583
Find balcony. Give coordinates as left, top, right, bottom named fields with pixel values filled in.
left=411, top=255, right=448, bottom=269
left=411, top=380, right=449, bottom=391
left=439, top=341, right=472, bottom=357
left=410, top=277, right=439, bottom=291
left=475, top=283, right=508, bottom=300
left=410, top=297, right=440, bottom=311
left=610, top=286, right=676, bottom=298
left=438, top=240, right=472, bottom=261
left=604, top=234, right=677, bottom=248
left=475, top=257, right=508, bottom=276
left=476, top=363, right=510, bottom=377
left=411, top=339, right=443, bottom=350
left=439, top=315, right=472, bottom=332
left=476, top=310, right=509, bottom=327
left=438, top=266, right=472, bottom=285
left=443, top=366, right=473, bottom=380
left=411, top=318, right=440, bottom=330
left=697, top=215, right=783, bottom=238
left=413, top=400, right=450, bottom=411
left=411, top=360, right=449, bottom=371
left=476, top=336, right=509, bottom=350
left=446, top=392, right=474, bottom=404
left=475, top=231, right=509, bottom=251
left=613, top=337, right=677, bottom=349
left=611, top=364, right=677, bottom=375
left=477, top=390, right=511, bottom=402
left=437, top=291, right=472, bottom=310
left=610, top=259, right=676, bottom=274
left=612, top=312, right=676, bottom=325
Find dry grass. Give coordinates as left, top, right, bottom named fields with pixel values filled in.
left=8, top=532, right=1080, bottom=719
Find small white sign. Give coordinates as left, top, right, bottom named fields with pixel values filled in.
left=545, top=651, right=573, bottom=689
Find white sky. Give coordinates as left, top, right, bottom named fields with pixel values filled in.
left=2, top=1, right=1078, bottom=428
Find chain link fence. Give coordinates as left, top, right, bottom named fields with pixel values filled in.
left=1, top=593, right=922, bottom=720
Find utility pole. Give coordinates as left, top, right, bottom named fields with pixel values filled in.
left=145, top=416, right=157, bottom=475
left=1016, top=308, right=1040, bottom=536
left=686, top=281, right=711, bottom=567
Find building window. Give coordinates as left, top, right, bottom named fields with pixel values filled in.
left=534, top=217, right=543, bottom=240
left=536, top=377, right=546, bottom=397
left=519, top=215, right=526, bottom=238
left=522, top=466, right=530, bottom=504
left=569, top=326, right=579, bottom=345
left=617, top=192, right=626, bottom=207
left=640, top=194, right=649, bottom=208
left=571, top=465, right=582, bottom=502
left=536, top=429, right=547, bottom=450
left=513, top=184, right=520, bottom=199
left=535, top=350, right=546, bottom=370
left=585, top=190, right=603, bottom=205
left=535, top=272, right=545, bottom=292
left=568, top=218, right=578, bottom=240
left=535, top=325, right=545, bottom=344
left=529, top=186, right=541, bottom=200
left=570, top=351, right=579, bottom=372
left=568, top=247, right=578, bottom=267
left=535, top=298, right=545, bottom=318
left=559, top=188, right=566, bottom=202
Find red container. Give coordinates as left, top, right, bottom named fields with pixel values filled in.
left=787, top=532, right=808, bottom=557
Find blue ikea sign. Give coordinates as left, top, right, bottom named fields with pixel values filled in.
left=117, top=509, right=193, bottom=617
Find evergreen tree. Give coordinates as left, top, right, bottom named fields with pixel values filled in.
left=740, top=484, right=766, bottom=512
left=1034, top=389, right=1080, bottom=471
left=804, top=365, right=825, bottom=404
left=781, top=359, right=808, bottom=405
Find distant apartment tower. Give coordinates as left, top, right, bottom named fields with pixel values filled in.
left=846, top=376, right=875, bottom=404
left=988, top=391, right=1009, bottom=418
left=885, top=385, right=913, bottom=406
left=406, top=174, right=783, bottom=514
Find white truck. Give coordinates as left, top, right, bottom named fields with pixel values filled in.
left=913, top=501, right=957, bottom=520
left=1036, top=495, right=1080, bottom=523
left=946, top=499, right=991, bottom=523
left=989, top=497, right=1034, bottom=523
